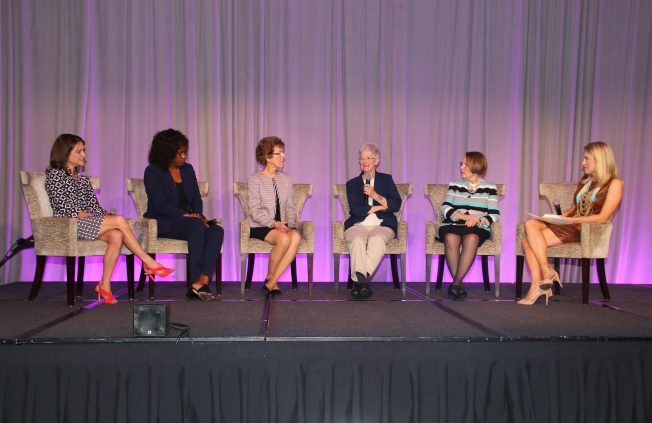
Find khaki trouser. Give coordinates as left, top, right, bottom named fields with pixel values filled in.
left=344, top=225, right=395, bottom=282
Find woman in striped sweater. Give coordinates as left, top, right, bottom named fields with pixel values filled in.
left=439, top=152, right=500, bottom=300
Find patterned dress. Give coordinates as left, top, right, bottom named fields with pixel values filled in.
left=548, top=178, right=614, bottom=243
left=45, top=168, right=106, bottom=240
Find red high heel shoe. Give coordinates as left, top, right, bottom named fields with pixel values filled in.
left=143, top=263, right=174, bottom=281
left=95, top=283, right=118, bottom=304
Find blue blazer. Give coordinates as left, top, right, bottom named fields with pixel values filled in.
left=344, top=171, right=402, bottom=234
left=143, top=163, right=203, bottom=235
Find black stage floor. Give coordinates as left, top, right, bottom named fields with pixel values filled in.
left=1, top=282, right=651, bottom=422
left=1, top=281, right=651, bottom=341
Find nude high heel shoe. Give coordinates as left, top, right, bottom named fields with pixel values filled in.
left=517, top=285, right=553, bottom=306
left=540, top=264, right=562, bottom=290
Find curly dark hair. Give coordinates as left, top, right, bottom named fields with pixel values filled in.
left=255, top=136, right=285, bottom=166
left=49, top=133, right=85, bottom=170
left=148, top=129, right=189, bottom=169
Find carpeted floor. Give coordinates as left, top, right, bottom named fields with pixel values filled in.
left=2, top=281, right=651, bottom=342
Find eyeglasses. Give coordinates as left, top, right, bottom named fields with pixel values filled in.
left=359, top=156, right=376, bottom=162
left=271, top=151, right=285, bottom=156
left=459, top=161, right=469, bottom=169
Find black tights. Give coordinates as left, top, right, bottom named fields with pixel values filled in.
left=444, top=233, right=481, bottom=286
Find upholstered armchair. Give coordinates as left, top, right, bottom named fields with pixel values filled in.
left=20, top=170, right=135, bottom=306
left=233, top=182, right=315, bottom=295
left=126, top=178, right=222, bottom=298
left=515, top=183, right=613, bottom=304
left=332, top=183, right=412, bottom=296
left=424, top=184, right=505, bottom=297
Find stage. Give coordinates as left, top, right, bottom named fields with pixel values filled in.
left=1, top=281, right=651, bottom=422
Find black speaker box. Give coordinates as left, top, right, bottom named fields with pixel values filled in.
left=133, top=304, right=168, bottom=337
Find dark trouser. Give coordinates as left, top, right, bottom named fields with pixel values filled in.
left=160, top=218, right=224, bottom=283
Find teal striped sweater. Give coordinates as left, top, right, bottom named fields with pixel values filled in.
left=440, top=179, right=500, bottom=233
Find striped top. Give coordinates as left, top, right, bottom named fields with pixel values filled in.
left=440, top=179, right=500, bottom=233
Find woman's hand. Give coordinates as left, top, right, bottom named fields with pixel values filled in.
left=76, top=211, right=92, bottom=219
left=273, top=220, right=290, bottom=232
left=454, top=212, right=482, bottom=227
left=368, top=205, right=386, bottom=214
left=465, top=216, right=482, bottom=227
left=184, top=213, right=209, bottom=228
left=363, top=184, right=376, bottom=198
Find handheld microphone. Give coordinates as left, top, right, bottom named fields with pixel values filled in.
left=553, top=201, right=562, bottom=215
left=364, top=175, right=371, bottom=203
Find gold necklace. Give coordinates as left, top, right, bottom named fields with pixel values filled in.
left=577, top=190, right=594, bottom=216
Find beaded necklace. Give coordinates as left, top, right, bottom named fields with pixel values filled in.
left=575, top=179, right=600, bottom=216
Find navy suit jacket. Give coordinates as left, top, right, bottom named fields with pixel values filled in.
left=143, top=163, right=203, bottom=235
left=344, top=171, right=402, bottom=234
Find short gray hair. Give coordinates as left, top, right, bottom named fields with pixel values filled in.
left=358, top=143, right=380, bottom=160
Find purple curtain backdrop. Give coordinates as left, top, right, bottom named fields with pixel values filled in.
left=1, top=0, right=650, bottom=285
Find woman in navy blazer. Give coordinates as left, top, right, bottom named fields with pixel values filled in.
left=344, top=143, right=402, bottom=299
left=144, top=129, right=224, bottom=300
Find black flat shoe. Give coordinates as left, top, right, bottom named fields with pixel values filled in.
left=186, top=288, right=200, bottom=300
left=270, top=289, right=282, bottom=296
left=447, top=284, right=467, bottom=301
left=187, top=288, right=212, bottom=301
left=198, top=285, right=215, bottom=300
left=357, top=282, right=372, bottom=299
left=350, top=282, right=361, bottom=299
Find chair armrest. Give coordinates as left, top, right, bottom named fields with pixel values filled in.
left=297, top=221, right=314, bottom=253
left=239, top=220, right=250, bottom=253
left=489, top=222, right=502, bottom=243
left=396, top=220, right=407, bottom=243
left=298, top=221, right=314, bottom=243
left=515, top=222, right=525, bottom=255
left=580, top=222, right=612, bottom=258
left=425, top=220, right=440, bottom=243
left=332, top=221, right=344, bottom=241
left=31, top=216, right=78, bottom=256
left=133, top=218, right=157, bottom=252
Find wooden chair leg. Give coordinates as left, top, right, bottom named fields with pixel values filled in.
left=596, top=258, right=610, bottom=301
left=137, top=253, right=154, bottom=292
left=29, top=255, right=46, bottom=301
left=425, top=254, right=432, bottom=295
left=581, top=258, right=591, bottom=304
left=333, top=253, right=340, bottom=293
left=291, top=259, right=298, bottom=289
left=515, top=255, right=524, bottom=299
left=390, top=254, right=400, bottom=290
left=493, top=254, right=501, bottom=298
left=126, top=254, right=135, bottom=301
left=435, top=255, right=445, bottom=290
left=347, top=262, right=353, bottom=290
left=240, top=253, right=247, bottom=295
left=481, top=256, right=490, bottom=292
left=245, top=253, right=255, bottom=289
left=553, top=258, right=561, bottom=295
left=66, top=256, right=76, bottom=307
left=185, top=256, right=192, bottom=289
left=307, top=253, right=313, bottom=295
left=400, top=253, right=407, bottom=296
left=148, top=254, right=156, bottom=300
left=215, top=252, right=222, bottom=296
left=75, top=256, right=85, bottom=298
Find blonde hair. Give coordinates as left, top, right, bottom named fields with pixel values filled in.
left=584, top=141, right=619, bottom=187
